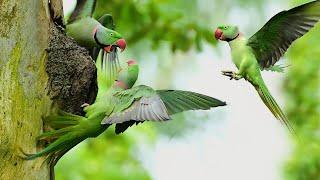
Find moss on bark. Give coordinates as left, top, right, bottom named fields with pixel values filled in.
left=0, top=0, right=51, bottom=178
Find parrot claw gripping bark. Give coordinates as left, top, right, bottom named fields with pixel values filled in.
left=22, top=56, right=226, bottom=162
left=215, top=0, right=320, bottom=134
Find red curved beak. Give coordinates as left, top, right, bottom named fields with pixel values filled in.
left=116, top=39, right=126, bottom=52
left=215, top=29, right=223, bottom=40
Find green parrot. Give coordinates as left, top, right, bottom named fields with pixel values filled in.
left=22, top=59, right=226, bottom=165
left=66, top=17, right=126, bottom=53
left=66, top=0, right=126, bottom=53
left=214, top=0, right=320, bottom=132
left=66, top=0, right=126, bottom=83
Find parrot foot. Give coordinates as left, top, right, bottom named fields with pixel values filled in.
left=221, top=70, right=242, bottom=80
left=18, top=147, right=43, bottom=161
left=18, top=147, right=30, bottom=159
left=81, top=103, right=90, bottom=108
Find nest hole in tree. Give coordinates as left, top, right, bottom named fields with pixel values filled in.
left=46, top=25, right=97, bottom=115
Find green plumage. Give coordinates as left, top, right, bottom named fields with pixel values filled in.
left=23, top=58, right=225, bottom=163
left=248, top=0, right=320, bottom=68
left=216, top=0, right=320, bottom=133
left=157, top=90, right=224, bottom=115
left=254, top=83, right=290, bottom=129
left=66, top=17, right=122, bottom=48
left=66, top=8, right=124, bottom=90
left=101, top=85, right=226, bottom=125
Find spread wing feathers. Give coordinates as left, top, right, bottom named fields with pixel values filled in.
left=102, top=95, right=171, bottom=124
left=156, top=90, right=227, bottom=115
left=247, top=0, right=320, bottom=68
left=262, top=64, right=288, bottom=73
left=101, top=86, right=226, bottom=126
left=68, top=0, right=97, bottom=24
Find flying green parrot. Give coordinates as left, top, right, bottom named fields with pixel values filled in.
left=22, top=59, right=226, bottom=165
left=214, top=0, right=320, bottom=132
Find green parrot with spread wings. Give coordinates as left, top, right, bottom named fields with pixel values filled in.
left=214, top=0, right=320, bottom=132
left=23, top=59, right=226, bottom=165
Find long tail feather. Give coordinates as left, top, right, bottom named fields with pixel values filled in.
left=23, top=133, right=83, bottom=160
left=37, top=126, right=74, bottom=141
left=254, top=82, right=295, bottom=134
left=43, top=115, right=82, bottom=129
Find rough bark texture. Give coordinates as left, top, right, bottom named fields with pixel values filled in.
left=46, top=26, right=97, bottom=115
left=0, top=0, right=51, bottom=179
left=0, top=0, right=97, bottom=179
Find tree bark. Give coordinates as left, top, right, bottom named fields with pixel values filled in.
left=0, top=0, right=97, bottom=178
left=0, top=0, right=52, bottom=179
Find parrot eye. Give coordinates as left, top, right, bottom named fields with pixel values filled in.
left=224, top=26, right=227, bottom=29
left=110, top=33, right=114, bottom=36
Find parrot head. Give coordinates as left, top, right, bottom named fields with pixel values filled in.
left=115, top=60, right=139, bottom=89
left=94, top=26, right=127, bottom=53
left=215, top=25, right=239, bottom=41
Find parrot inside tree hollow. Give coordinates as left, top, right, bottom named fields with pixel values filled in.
left=66, top=17, right=126, bottom=53
left=22, top=58, right=226, bottom=165
left=66, top=0, right=126, bottom=85
left=214, top=0, right=320, bottom=133
left=66, top=0, right=126, bottom=86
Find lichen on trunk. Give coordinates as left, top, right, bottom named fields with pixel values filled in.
left=0, top=0, right=97, bottom=179
left=0, top=0, right=55, bottom=179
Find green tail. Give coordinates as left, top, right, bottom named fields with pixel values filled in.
left=43, top=110, right=84, bottom=129
left=24, top=132, right=84, bottom=160
left=23, top=114, right=86, bottom=160
left=254, top=82, right=295, bottom=134
left=24, top=112, right=108, bottom=161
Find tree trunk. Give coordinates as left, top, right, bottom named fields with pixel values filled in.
left=0, top=0, right=97, bottom=178
left=0, top=0, right=53, bottom=179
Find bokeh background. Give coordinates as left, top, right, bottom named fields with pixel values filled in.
left=57, top=0, right=320, bottom=179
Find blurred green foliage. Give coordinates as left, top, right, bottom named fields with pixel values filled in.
left=56, top=128, right=154, bottom=180
left=284, top=1, right=320, bottom=180
left=94, top=0, right=216, bottom=52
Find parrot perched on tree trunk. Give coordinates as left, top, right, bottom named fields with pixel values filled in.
left=66, top=17, right=126, bottom=53
left=66, top=0, right=126, bottom=54
left=214, top=0, right=320, bottom=133
left=22, top=58, right=226, bottom=166
left=66, top=0, right=126, bottom=84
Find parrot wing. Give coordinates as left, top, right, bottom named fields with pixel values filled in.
left=101, top=85, right=170, bottom=125
left=156, top=90, right=226, bottom=115
left=247, top=0, right=320, bottom=68
left=101, top=85, right=226, bottom=133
